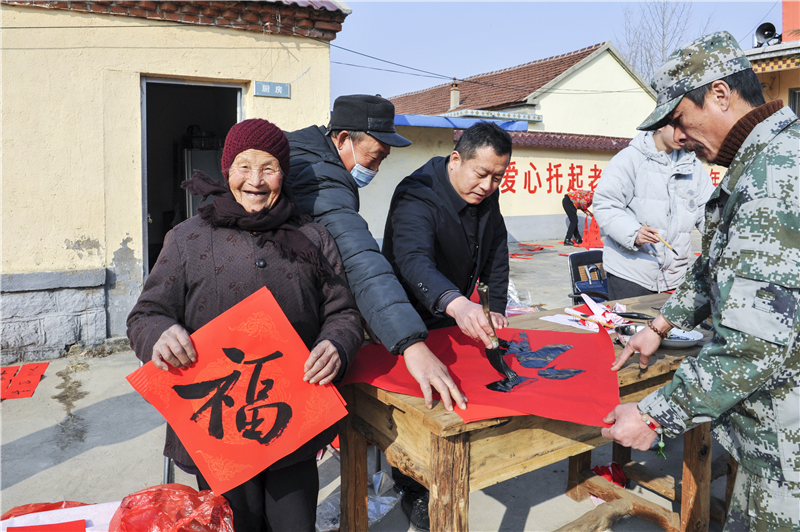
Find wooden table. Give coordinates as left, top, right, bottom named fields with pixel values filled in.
left=339, top=294, right=731, bottom=531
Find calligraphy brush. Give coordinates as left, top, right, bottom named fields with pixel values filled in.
left=564, top=308, right=614, bottom=328
left=477, top=284, right=518, bottom=382
left=643, top=223, right=678, bottom=256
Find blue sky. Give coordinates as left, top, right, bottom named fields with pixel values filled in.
left=330, top=1, right=784, bottom=101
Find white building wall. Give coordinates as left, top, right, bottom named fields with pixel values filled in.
left=531, top=51, right=655, bottom=138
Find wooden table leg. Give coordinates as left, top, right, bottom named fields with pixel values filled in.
left=680, top=423, right=712, bottom=532
left=613, top=443, right=632, bottom=488
left=339, top=389, right=369, bottom=532
left=429, top=432, right=470, bottom=532
left=567, top=450, right=592, bottom=501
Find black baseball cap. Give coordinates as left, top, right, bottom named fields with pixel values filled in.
left=328, top=94, right=412, bottom=148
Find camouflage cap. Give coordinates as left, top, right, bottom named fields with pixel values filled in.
left=638, top=31, right=752, bottom=131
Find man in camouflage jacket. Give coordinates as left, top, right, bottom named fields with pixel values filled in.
left=603, top=31, right=799, bottom=531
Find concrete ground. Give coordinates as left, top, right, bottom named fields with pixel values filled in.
left=2, top=235, right=727, bottom=531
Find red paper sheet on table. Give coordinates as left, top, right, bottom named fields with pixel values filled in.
left=126, top=287, right=349, bottom=495
left=343, top=326, right=619, bottom=427
left=2, top=363, right=48, bottom=400
left=7, top=520, right=85, bottom=532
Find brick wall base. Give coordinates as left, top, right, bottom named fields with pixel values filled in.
left=1, top=287, right=107, bottom=363
left=1, top=269, right=114, bottom=364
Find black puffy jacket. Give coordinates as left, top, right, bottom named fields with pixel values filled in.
left=285, top=125, right=428, bottom=354
left=383, top=156, right=509, bottom=330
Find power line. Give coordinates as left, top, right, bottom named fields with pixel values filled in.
left=332, top=60, right=645, bottom=95
left=327, top=42, right=452, bottom=81
left=3, top=21, right=455, bottom=81
left=253, top=25, right=641, bottom=96
left=330, top=61, right=448, bottom=80
left=4, top=20, right=648, bottom=97
left=295, top=27, right=645, bottom=97
left=739, top=0, right=780, bottom=44
left=219, top=27, right=645, bottom=97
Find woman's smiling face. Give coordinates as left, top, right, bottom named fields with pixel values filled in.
left=227, top=149, right=283, bottom=213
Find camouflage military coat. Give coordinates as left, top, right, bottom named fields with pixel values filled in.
left=638, top=106, right=800, bottom=484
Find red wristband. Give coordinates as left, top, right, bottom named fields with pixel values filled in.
left=640, top=414, right=663, bottom=434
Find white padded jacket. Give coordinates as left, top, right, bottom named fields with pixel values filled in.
left=593, top=131, right=714, bottom=292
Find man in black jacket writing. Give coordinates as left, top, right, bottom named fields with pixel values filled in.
left=286, top=95, right=467, bottom=412
left=382, top=121, right=512, bottom=530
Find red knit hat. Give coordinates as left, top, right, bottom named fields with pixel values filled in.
left=221, top=118, right=290, bottom=179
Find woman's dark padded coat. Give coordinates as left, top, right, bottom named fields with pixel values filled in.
left=285, top=125, right=428, bottom=354
left=127, top=216, right=363, bottom=471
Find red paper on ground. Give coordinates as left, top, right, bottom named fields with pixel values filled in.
left=1, top=366, right=20, bottom=395
left=512, top=245, right=544, bottom=253
left=2, top=363, right=48, bottom=400
left=7, top=520, right=85, bottom=532
left=1, top=365, right=20, bottom=379
left=592, top=462, right=626, bottom=488
left=126, top=288, right=349, bottom=495
left=343, top=326, right=619, bottom=427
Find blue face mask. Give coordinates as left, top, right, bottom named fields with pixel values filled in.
left=349, top=139, right=378, bottom=188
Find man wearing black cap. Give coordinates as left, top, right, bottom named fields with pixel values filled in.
left=286, top=95, right=468, bottom=413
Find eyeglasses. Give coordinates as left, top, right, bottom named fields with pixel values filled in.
left=231, top=164, right=283, bottom=179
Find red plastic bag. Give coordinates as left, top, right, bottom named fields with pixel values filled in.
left=109, top=484, right=233, bottom=532
left=591, top=462, right=627, bottom=488
left=1, top=502, right=89, bottom=521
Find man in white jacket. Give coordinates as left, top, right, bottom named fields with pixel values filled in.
left=593, top=125, right=713, bottom=299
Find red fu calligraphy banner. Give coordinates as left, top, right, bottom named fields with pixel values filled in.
left=343, top=327, right=619, bottom=427
left=126, top=287, right=348, bottom=495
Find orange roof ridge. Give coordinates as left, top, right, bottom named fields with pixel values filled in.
left=457, top=42, right=607, bottom=83
left=389, top=80, right=455, bottom=101
left=389, top=42, right=609, bottom=114
left=454, top=129, right=632, bottom=152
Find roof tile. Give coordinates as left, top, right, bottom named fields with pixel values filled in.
left=3, top=0, right=349, bottom=39
left=454, top=130, right=631, bottom=152
left=391, top=43, right=606, bottom=115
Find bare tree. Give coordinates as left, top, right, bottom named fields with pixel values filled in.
left=616, top=1, right=713, bottom=83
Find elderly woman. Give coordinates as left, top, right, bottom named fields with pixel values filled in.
left=127, top=119, right=362, bottom=532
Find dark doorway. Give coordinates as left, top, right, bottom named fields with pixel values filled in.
left=144, top=81, right=240, bottom=272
